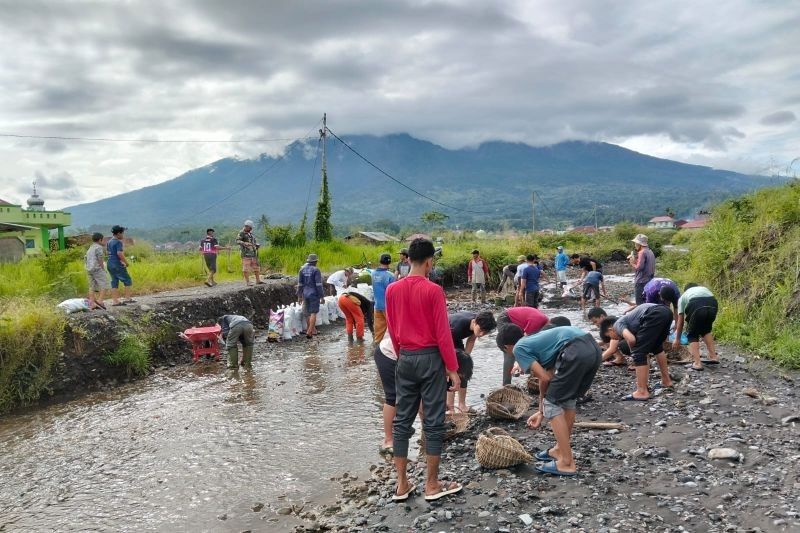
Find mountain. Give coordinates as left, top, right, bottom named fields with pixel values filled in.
left=66, top=134, right=777, bottom=232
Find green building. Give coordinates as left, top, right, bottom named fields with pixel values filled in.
left=0, top=184, right=71, bottom=262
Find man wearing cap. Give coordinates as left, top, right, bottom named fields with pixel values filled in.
left=395, top=249, right=411, bottom=279
left=107, top=225, right=134, bottom=306
left=371, top=253, right=396, bottom=342
left=555, top=246, right=569, bottom=289
left=237, top=220, right=264, bottom=286
left=467, top=249, right=490, bottom=304
left=298, top=253, right=325, bottom=338
left=629, top=234, right=656, bottom=305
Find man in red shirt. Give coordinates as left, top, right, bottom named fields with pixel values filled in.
left=385, top=238, right=462, bottom=503
left=495, top=307, right=550, bottom=385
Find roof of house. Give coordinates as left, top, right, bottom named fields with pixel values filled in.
left=674, top=219, right=688, bottom=227
left=0, top=222, right=36, bottom=231
left=347, top=231, right=400, bottom=242
left=0, top=198, right=14, bottom=206
left=681, top=219, right=709, bottom=229
left=405, top=233, right=432, bottom=242
left=649, top=216, right=675, bottom=223
left=572, top=225, right=597, bottom=234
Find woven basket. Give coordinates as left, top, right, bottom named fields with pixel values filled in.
left=475, top=427, right=533, bottom=468
left=486, top=385, right=532, bottom=420
left=662, top=341, right=690, bottom=362
left=444, top=413, right=471, bottom=440
left=526, top=374, right=540, bottom=395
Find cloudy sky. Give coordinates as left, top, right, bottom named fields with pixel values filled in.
left=0, top=0, right=797, bottom=210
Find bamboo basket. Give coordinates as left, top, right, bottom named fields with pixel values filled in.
left=526, top=374, right=540, bottom=395
left=475, top=427, right=532, bottom=468
left=485, top=385, right=532, bottom=420
left=662, top=341, right=690, bottom=362
left=419, top=412, right=473, bottom=454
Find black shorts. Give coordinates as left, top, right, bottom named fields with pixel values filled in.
left=545, top=334, right=601, bottom=407
left=203, top=254, right=217, bottom=273
left=631, top=305, right=673, bottom=365
left=495, top=311, right=511, bottom=350
left=685, top=296, right=718, bottom=341
left=582, top=283, right=600, bottom=300
left=635, top=282, right=647, bottom=305
left=373, top=345, right=397, bottom=407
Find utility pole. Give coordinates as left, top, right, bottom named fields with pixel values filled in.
left=320, top=113, right=327, bottom=178
left=594, top=205, right=598, bottom=230
left=531, top=191, right=535, bottom=234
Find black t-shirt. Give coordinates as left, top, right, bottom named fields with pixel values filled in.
left=200, top=236, right=219, bottom=254
left=449, top=311, right=476, bottom=350
left=579, top=257, right=602, bottom=272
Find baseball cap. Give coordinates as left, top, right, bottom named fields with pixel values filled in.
left=379, top=253, right=392, bottom=265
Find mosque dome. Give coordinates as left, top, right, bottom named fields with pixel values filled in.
left=26, top=181, right=45, bottom=211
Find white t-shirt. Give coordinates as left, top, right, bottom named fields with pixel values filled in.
left=379, top=335, right=397, bottom=361
left=326, top=270, right=349, bottom=291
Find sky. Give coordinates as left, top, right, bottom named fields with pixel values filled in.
left=0, top=0, right=797, bottom=210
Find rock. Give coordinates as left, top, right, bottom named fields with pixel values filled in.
left=217, top=514, right=227, bottom=521
left=708, top=448, right=742, bottom=461
left=781, top=414, right=800, bottom=425
left=277, top=507, right=293, bottom=515
left=478, top=511, right=491, bottom=518
left=519, top=513, right=534, bottom=526
left=762, top=396, right=778, bottom=406
left=251, top=503, right=264, bottom=512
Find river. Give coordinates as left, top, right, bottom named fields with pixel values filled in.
left=0, top=282, right=630, bottom=532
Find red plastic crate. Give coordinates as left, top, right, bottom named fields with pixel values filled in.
left=181, top=325, right=222, bottom=362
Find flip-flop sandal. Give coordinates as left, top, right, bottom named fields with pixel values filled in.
left=424, top=481, right=463, bottom=501
left=622, top=394, right=649, bottom=402
left=204, top=282, right=213, bottom=287
left=701, top=359, right=720, bottom=365
left=95, top=302, right=107, bottom=310
left=687, top=365, right=704, bottom=371
left=111, top=302, right=127, bottom=307
left=125, top=299, right=137, bottom=303
left=391, top=483, right=416, bottom=502
left=536, top=460, right=577, bottom=477
left=535, top=449, right=555, bottom=461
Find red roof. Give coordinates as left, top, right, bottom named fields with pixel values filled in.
left=649, top=216, right=675, bottom=223
left=572, top=226, right=597, bottom=234
left=0, top=198, right=13, bottom=206
left=681, top=219, right=709, bottom=229
left=674, top=219, right=688, bottom=227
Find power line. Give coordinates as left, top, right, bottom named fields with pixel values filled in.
left=0, top=132, right=315, bottom=144
left=325, top=127, right=493, bottom=215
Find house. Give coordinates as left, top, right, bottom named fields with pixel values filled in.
left=673, top=219, right=688, bottom=229
left=680, top=219, right=709, bottom=230
left=0, top=185, right=72, bottom=262
left=344, top=231, right=401, bottom=244
left=571, top=226, right=597, bottom=235
left=648, top=216, right=676, bottom=229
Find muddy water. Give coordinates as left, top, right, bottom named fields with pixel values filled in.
left=0, top=280, right=631, bottom=532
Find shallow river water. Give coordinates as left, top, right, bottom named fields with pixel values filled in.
left=0, top=283, right=630, bottom=532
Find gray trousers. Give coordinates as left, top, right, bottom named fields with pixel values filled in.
left=393, top=347, right=447, bottom=458
left=471, top=283, right=486, bottom=302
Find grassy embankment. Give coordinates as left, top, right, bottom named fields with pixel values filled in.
left=658, top=182, right=800, bottom=368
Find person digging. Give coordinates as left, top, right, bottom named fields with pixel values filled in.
left=217, top=314, right=255, bottom=373
left=501, top=324, right=601, bottom=476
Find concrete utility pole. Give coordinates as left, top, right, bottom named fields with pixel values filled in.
left=320, top=113, right=327, bottom=178
left=531, top=191, right=535, bottom=233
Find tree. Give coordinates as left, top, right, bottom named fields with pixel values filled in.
left=421, top=211, right=449, bottom=230
left=295, top=212, right=308, bottom=246
left=373, top=218, right=400, bottom=235
left=665, top=207, right=676, bottom=218
left=314, top=169, right=333, bottom=241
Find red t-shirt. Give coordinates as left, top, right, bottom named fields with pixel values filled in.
left=507, top=307, right=548, bottom=335
left=385, top=275, right=458, bottom=372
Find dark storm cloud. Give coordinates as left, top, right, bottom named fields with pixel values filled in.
left=0, top=0, right=798, bottom=206
left=760, top=111, right=796, bottom=126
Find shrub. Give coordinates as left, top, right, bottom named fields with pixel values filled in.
left=104, top=335, right=151, bottom=377
left=0, top=298, right=67, bottom=413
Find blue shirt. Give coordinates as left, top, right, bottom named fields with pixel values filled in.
left=555, top=252, right=569, bottom=272
left=584, top=271, right=603, bottom=286
left=521, top=264, right=542, bottom=292
left=107, top=237, right=124, bottom=267
left=513, top=326, right=587, bottom=370
left=371, top=267, right=395, bottom=311
left=297, top=263, right=324, bottom=300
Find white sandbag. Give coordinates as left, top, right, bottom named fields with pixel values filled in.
left=268, top=309, right=284, bottom=342
left=354, top=283, right=374, bottom=302
left=57, top=298, right=90, bottom=313
left=294, top=303, right=305, bottom=333
left=318, top=301, right=330, bottom=325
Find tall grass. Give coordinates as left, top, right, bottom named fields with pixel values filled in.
left=660, top=182, right=800, bottom=367
left=0, top=298, right=67, bottom=413
left=104, top=335, right=151, bottom=377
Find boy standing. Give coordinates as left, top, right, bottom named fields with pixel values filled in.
left=85, top=232, right=107, bottom=310
left=500, top=326, right=601, bottom=476
left=371, top=254, right=396, bottom=342
left=600, top=303, right=674, bottom=400
left=107, top=225, right=133, bottom=306
left=519, top=255, right=547, bottom=308
left=395, top=249, right=412, bottom=279
left=385, top=238, right=462, bottom=502
left=673, top=283, right=719, bottom=371
left=555, top=246, right=569, bottom=288
left=467, top=249, right=490, bottom=304
left=199, top=228, right=223, bottom=287
left=297, top=253, right=325, bottom=339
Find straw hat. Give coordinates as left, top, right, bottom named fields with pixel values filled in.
left=632, top=234, right=649, bottom=246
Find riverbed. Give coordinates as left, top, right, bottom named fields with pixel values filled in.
left=0, top=279, right=628, bottom=531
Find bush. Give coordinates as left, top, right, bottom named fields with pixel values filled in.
left=0, top=298, right=67, bottom=413
left=104, top=335, right=151, bottom=377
